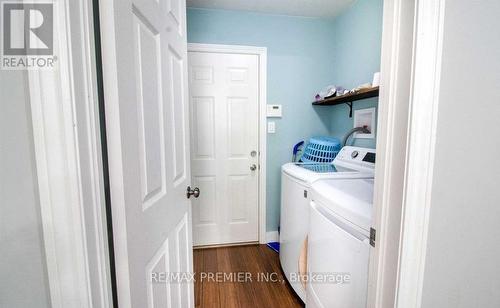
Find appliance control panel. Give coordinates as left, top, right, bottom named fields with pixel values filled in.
left=335, top=146, right=376, bottom=167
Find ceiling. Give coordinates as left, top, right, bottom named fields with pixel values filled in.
left=186, top=0, right=356, bottom=18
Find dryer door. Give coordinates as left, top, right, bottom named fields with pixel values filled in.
left=307, top=201, right=371, bottom=308
left=279, top=172, right=309, bottom=302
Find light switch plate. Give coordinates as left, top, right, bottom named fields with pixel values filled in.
left=267, top=121, right=276, bottom=133
left=266, top=105, right=282, bottom=117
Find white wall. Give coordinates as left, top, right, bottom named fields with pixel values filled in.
left=0, top=71, right=51, bottom=307
left=420, top=1, right=500, bottom=307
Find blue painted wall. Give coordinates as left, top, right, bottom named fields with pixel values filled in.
left=329, top=0, right=384, bottom=148
left=186, top=1, right=383, bottom=232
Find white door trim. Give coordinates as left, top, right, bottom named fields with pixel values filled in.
left=187, top=43, right=268, bottom=244
left=367, top=0, right=416, bottom=307
left=27, top=0, right=112, bottom=307
left=395, top=0, right=446, bottom=307
left=369, top=0, right=447, bottom=307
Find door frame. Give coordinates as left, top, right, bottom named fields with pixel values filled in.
left=366, top=0, right=416, bottom=306
left=187, top=43, right=268, bottom=244
left=368, top=0, right=446, bottom=307
left=24, top=0, right=445, bottom=306
left=393, top=0, right=446, bottom=306
left=26, top=0, right=113, bottom=307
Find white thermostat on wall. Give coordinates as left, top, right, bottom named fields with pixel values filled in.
left=266, top=104, right=282, bottom=118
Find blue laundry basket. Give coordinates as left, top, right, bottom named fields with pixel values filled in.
left=301, top=136, right=341, bottom=163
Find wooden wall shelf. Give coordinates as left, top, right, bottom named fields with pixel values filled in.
left=312, top=86, right=379, bottom=117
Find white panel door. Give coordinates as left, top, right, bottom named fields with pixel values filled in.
left=188, top=51, right=259, bottom=246
left=100, top=0, right=194, bottom=307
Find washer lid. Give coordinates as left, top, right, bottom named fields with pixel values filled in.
left=282, top=163, right=373, bottom=183
left=311, top=178, right=374, bottom=232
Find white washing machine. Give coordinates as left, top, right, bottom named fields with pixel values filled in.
left=307, top=178, right=374, bottom=308
left=279, top=146, right=376, bottom=302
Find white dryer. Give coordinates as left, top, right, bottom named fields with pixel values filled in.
left=279, top=146, right=375, bottom=302
left=307, top=178, right=374, bottom=308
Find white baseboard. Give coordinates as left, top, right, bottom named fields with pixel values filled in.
left=266, top=231, right=279, bottom=243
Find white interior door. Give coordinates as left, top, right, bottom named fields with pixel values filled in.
left=188, top=50, right=259, bottom=246
left=100, top=0, right=194, bottom=307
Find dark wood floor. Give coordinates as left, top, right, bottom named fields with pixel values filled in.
left=194, top=244, right=304, bottom=308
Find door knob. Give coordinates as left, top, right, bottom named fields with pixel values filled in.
left=250, top=164, right=257, bottom=171
left=186, top=186, right=200, bottom=199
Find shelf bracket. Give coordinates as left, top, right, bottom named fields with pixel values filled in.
left=346, top=102, right=353, bottom=118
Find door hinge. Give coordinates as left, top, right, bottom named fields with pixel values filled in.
left=370, top=227, right=376, bottom=247
left=303, top=190, right=308, bottom=198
